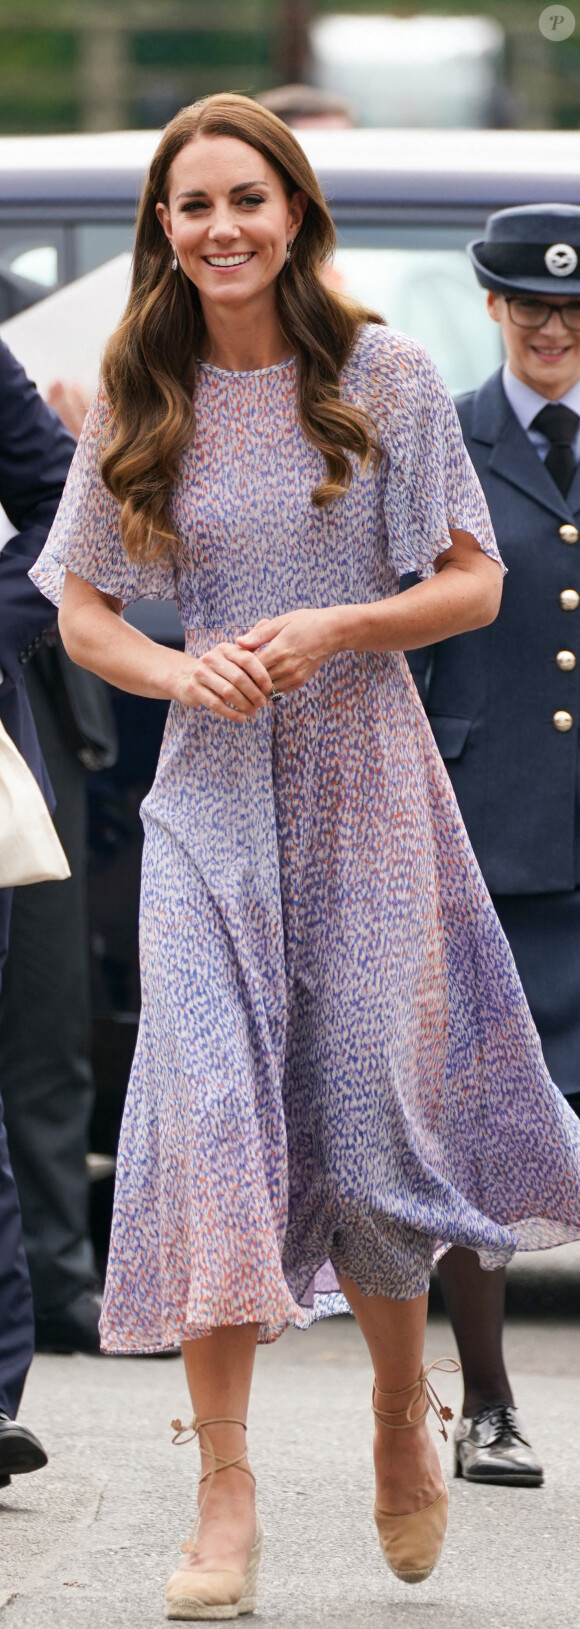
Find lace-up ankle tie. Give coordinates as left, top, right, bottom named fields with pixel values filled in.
left=171, top=1414, right=255, bottom=1552
left=166, top=1415, right=263, bottom=1617
left=373, top=1358, right=460, bottom=1443
left=372, top=1359, right=459, bottom=1585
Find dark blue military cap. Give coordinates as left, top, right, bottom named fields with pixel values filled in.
left=468, top=203, right=580, bottom=296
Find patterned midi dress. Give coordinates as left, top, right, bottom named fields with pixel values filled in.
left=32, top=324, right=580, bottom=1353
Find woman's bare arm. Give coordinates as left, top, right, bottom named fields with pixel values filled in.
left=59, top=569, right=272, bottom=721
left=333, top=529, right=502, bottom=652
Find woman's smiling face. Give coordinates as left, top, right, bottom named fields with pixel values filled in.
left=156, top=134, right=305, bottom=311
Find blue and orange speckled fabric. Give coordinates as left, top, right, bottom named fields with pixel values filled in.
left=32, top=325, right=580, bottom=1352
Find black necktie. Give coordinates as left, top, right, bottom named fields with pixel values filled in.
left=531, top=403, right=580, bottom=497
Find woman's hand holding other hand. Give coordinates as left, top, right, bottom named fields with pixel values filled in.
left=236, top=608, right=338, bottom=694
left=173, top=641, right=273, bottom=721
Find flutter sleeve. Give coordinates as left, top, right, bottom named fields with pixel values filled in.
left=362, top=329, right=503, bottom=580
left=29, top=387, right=177, bottom=607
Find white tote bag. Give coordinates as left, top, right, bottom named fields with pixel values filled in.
left=0, top=718, right=70, bottom=887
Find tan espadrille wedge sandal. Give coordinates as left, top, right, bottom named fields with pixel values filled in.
left=165, top=1415, right=263, bottom=1621
left=373, top=1358, right=459, bottom=1585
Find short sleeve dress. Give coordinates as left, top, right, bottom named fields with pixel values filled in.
left=32, top=324, right=580, bottom=1352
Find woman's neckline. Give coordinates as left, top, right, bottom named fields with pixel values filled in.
left=196, top=355, right=296, bottom=377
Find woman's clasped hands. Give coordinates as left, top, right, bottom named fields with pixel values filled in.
left=175, top=608, right=339, bottom=722
left=238, top=607, right=340, bottom=696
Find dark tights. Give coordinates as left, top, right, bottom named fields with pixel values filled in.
left=437, top=1247, right=513, bottom=1419
left=439, top=1095, right=580, bottom=1417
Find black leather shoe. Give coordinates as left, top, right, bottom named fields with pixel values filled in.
left=454, top=1404, right=543, bottom=1487
left=0, top=1414, right=48, bottom=1486
left=35, top=1289, right=103, bottom=1354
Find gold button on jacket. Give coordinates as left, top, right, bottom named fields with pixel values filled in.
left=553, top=710, right=574, bottom=732
left=560, top=588, right=580, bottom=611
left=559, top=523, right=579, bottom=544
left=556, top=649, right=577, bottom=671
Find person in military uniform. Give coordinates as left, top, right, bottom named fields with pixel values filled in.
left=406, top=203, right=580, bottom=1489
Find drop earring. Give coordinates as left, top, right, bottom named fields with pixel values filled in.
left=171, top=252, right=178, bottom=271
left=285, top=240, right=294, bottom=264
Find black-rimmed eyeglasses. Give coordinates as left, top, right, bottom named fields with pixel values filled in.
left=506, top=297, right=580, bottom=331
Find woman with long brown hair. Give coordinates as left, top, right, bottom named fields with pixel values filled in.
left=32, top=95, right=580, bottom=1620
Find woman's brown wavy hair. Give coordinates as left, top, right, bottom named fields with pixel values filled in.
left=101, top=92, right=385, bottom=564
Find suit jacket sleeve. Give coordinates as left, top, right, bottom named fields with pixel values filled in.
left=0, top=339, right=75, bottom=685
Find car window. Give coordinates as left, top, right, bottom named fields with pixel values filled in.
left=0, top=224, right=65, bottom=290
left=334, top=224, right=503, bottom=394
left=74, top=223, right=136, bottom=278
left=10, top=244, right=59, bottom=287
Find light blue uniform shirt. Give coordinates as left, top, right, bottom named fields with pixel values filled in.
left=502, top=361, right=580, bottom=464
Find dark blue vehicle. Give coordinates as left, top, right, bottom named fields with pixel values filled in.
left=1, top=125, right=579, bottom=1210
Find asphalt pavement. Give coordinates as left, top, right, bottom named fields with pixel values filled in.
left=1, top=1245, right=580, bottom=1629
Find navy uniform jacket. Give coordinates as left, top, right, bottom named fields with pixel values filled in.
left=406, top=368, right=580, bottom=896
left=0, top=340, right=75, bottom=801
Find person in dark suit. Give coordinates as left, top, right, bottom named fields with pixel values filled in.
left=406, top=203, right=580, bottom=1488
left=0, top=367, right=115, bottom=1359
left=0, top=337, right=75, bottom=1485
